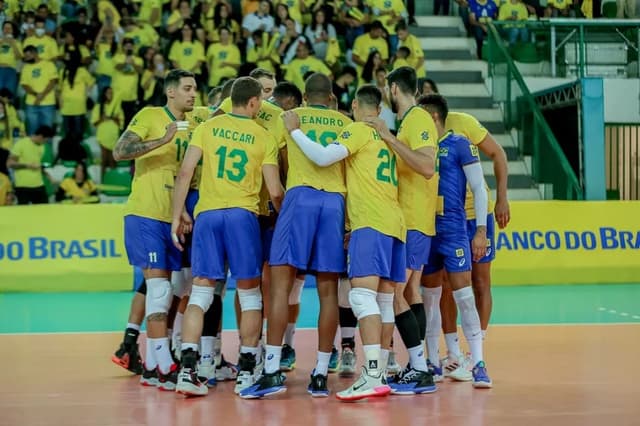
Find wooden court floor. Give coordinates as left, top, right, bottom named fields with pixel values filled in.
left=1, top=325, right=639, bottom=426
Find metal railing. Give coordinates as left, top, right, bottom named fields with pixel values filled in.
left=486, top=22, right=583, bottom=200
left=605, top=123, right=640, bottom=200
left=492, top=19, right=640, bottom=78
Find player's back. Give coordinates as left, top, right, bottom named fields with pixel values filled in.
left=192, top=113, right=278, bottom=217
left=339, top=122, right=405, bottom=241
left=125, top=106, right=196, bottom=222
left=395, top=106, right=438, bottom=236
left=255, top=99, right=283, bottom=132
left=282, top=105, right=352, bottom=193
left=436, top=132, right=479, bottom=234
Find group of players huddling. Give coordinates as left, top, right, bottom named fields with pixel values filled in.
left=109, top=64, right=510, bottom=401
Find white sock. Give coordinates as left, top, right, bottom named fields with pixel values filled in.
left=181, top=342, right=198, bottom=352
left=145, top=339, right=157, bottom=369
left=264, top=344, right=281, bottom=374
left=240, top=345, right=259, bottom=356
left=341, top=327, right=356, bottom=340
left=482, top=329, right=487, bottom=340
left=423, top=286, right=442, bottom=367
left=314, top=351, right=331, bottom=376
left=445, top=332, right=462, bottom=359
left=149, top=337, right=174, bottom=374
left=284, top=323, right=296, bottom=347
left=213, top=335, right=222, bottom=364
left=172, top=313, right=183, bottom=338
left=200, top=336, right=214, bottom=364
left=380, top=349, right=390, bottom=372
left=126, top=322, right=140, bottom=331
left=408, top=345, right=428, bottom=372
left=363, top=344, right=381, bottom=375
left=453, top=286, right=483, bottom=365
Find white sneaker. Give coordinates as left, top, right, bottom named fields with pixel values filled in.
left=336, top=366, right=391, bottom=402
left=197, top=360, right=217, bottom=387
left=386, top=351, right=402, bottom=375
left=215, top=356, right=239, bottom=381
left=442, top=354, right=473, bottom=382
left=234, top=371, right=254, bottom=395
left=338, top=347, right=357, bottom=377
left=176, top=367, right=208, bottom=397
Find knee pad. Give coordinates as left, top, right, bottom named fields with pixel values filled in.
left=288, top=278, right=304, bottom=305
left=237, top=286, right=262, bottom=312
left=145, top=278, right=172, bottom=316
left=182, top=267, right=193, bottom=296
left=376, top=292, right=395, bottom=324
left=189, top=285, right=214, bottom=312
left=348, top=287, right=380, bottom=321
left=338, top=277, right=351, bottom=308
left=171, top=271, right=186, bottom=298
left=214, top=279, right=226, bottom=297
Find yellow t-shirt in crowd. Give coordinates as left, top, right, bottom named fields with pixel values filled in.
left=169, top=40, right=206, bottom=74
left=336, top=121, right=405, bottom=241
left=59, top=67, right=95, bottom=116
left=190, top=112, right=279, bottom=216
left=98, top=0, right=121, bottom=29
left=123, top=106, right=201, bottom=222
left=95, top=43, right=117, bottom=77
left=499, top=1, right=529, bottom=26
left=369, top=0, right=407, bottom=35
left=445, top=111, right=494, bottom=220
left=23, top=35, right=59, bottom=62
left=399, top=33, right=426, bottom=78
left=396, top=106, right=438, bottom=236
left=58, top=177, right=98, bottom=201
left=20, top=60, right=58, bottom=106
left=352, top=32, right=390, bottom=75
left=137, top=0, right=162, bottom=27
left=0, top=38, right=22, bottom=69
left=284, top=57, right=332, bottom=93
left=279, top=105, right=352, bottom=193
left=10, top=137, right=44, bottom=188
left=91, top=99, right=125, bottom=150
left=247, top=44, right=280, bottom=75
left=206, top=43, right=241, bottom=87
left=112, top=54, right=144, bottom=102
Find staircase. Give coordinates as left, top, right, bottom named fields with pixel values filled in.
left=411, top=16, right=542, bottom=201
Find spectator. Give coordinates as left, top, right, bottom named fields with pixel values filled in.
left=545, top=0, right=576, bottom=16
left=20, top=45, right=58, bottom=135
left=35, top=4, right=57, bottom=36
left=6, top=125, right=54, bottom=205
left=137, top=0, right=162, bottom=30
left=121, top=18, right=159, bottom=51
left=168, top=0, right=206, bottom=43
left=370, top=0, right=408, bottom=55
left=62, top=29, right=92, bottom=66
left=616, top=0, right=636, bottom=17
left=418, top=77, right=439, bottom=96
left=275, top=3, right=302, bottom=36
left=141, top=48, right=167, bottom=106
left=0, top=21, right=21, bottom=98
left=169, top=22, right=206, bottom=89
left=279, top=18, right=305, bottom=64
left=55, top=161, right=99, bottom=204
left=56, top=134, right=88, bottom=164
left=92, top=86, right=124, bottom=177
left=391, top=46, right=411, bottom=70
left=351, top=20, right=389, bottom=79
left=242, top=0, right=275, bottom=42
left=246, top=29, right=281, bottom=74
left=0, top=89, right=25, bottom=138
left=332, top=65, right=357, bottom=113
left=469, top=0, right=498, bottom=59
left=499, top=0, right=529, bottom=44
left=20, top=12, right=36, bottom=39
left=338, top=0, right=370, bottom=49
left=97, top=0, right=122, bottom=29
left=361, top=50, right=383, bottom=85
left=207, top=26, right=242, bottom=88
left=396, top=20, right=425, bottom=78
left=72, top=8, right=98, bottom=47
left=58, top=46, right=95, bottom=140
left=374, top=67, right=396, bottom=131
left=284, top=38, right=332, bottom=92
left=205, top=2, right=241, bottom=43
left=0, top=169, right=12, bottom=206
left=23, top=16, right=59, bottom=62
left=305, top=8, right=337, bottom=60
left=274, top=0, right=304, bottom=23
left=112, top=38, right=143, bottom=126
left=0, top=100, right=11, bottom=149
left=94, top=23, right=118, bottom=95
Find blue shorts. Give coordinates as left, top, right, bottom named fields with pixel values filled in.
left=269, top=186, right=346, bottom=273
left=422, top=233, right=472, bottom=275
left=259, top=215, right=275, bottom=264
left=124, top=215, right=182, bottom=272
left=191, top=208, right=262, bottom=280
left=181, top=189, right=200, bottom=267
left=467, top=213, right=496, bottom=264
left=348, top=228, right=406, bottom=283
left=406, top=230, right=432, bottom=271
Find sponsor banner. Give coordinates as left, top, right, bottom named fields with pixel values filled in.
left=492, top=201, right=640, bottom=285
left=1, top=204, right=129, bottom=292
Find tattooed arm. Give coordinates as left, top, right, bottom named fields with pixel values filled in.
left=112, top=122, right=178, bottom=161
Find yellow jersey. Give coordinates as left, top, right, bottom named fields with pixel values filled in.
left=138, top=0, right=162, bottom=27
left=190, top=113, right=279, bottom=216
left=396, top=106, right=438, bottom=236
left=247, top=42, right=280, bottom=74
left=91, top=99, right=125, bottom=150
left=187, top=106, right=212, bottom=190
left=218, top=98, right=284, bottom=214
left=399, top=33, right=426, bottom=78
left=280, top=105, right=352, bottom=194
left=112, top=54, right=144, bottom=102
left=548, top=0, right=571, bottom=9
left=336, top=122, right=405, bottom=241
left=23, top=35, right=59, bottom=62
left=59, top=67, right=95, bottom=116
left=58, top=177, right=98, bottom=201
left=95, top=43, right=117, bottom=77
left=498, top=2, right=529, bottom=25
left=369, top=0, right=407, bottom=35
left=10, top=137, right=44, bottom=188
left=284, top=57, right=332, bottom=93
left=0, top=38, right=22, bottom=69
left=169, top=40, right=206, bottom=74
left=98, top=0, right=121, bottom=28
left=352, top=33, right=389, bottom=75
left=19, top=60, right=58, bottom=106
left=0, top=172, right=12, bottom=205
left=392, top=57, right=411, bottom=71
left=123, top=106, right=201, bottom=222
left=206, top=43, right=241, bottom=87
left=445, top=111, right=494, bottom=220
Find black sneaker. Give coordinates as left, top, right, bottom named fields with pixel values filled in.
left=389, top=368, right=437, bottom=395
left=235, top=352, right=257, bottom=394
left=140, top=366, right=158, bottom=387
left=239, top=370, right=286, bottom=399
left=157, top=364, right=179, bottom=391
left=111, top=329, right=142, bottom=374
left=307, top=371, right=329, bottom=397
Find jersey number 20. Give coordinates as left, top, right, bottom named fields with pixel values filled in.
left=376, top=149, right=398, bottom=186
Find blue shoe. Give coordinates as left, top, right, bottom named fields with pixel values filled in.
left=427, top=359, right=444, bottom=383
left=307, top=370, right=329, bottom=398
left=239, top=370, right=287, bottom=399
left=328, top=347, right=339, bottom=373
left=389, top=368, right=437, bottom=395
left=280, top=345, right=296, bottom=371
left=472, top=361, right=492, bottom=388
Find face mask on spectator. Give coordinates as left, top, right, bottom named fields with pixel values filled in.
left=35, top=28, right=45, bottom=37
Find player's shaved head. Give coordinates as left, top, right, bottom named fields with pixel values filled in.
left=417, top=94, right=449, bottom=124
left=231, top=77, right=263, bottom=107
left=220, top=78, right=236, bottom=101
left=304, top=73, right=332, bottom=104
left=355, top=85, right=382, bottom=109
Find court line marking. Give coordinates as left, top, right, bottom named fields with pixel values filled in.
left=1, top=322, right=639, bottom=336
left=597, top=306, right=640, bottom=320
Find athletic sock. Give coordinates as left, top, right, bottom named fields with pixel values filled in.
left=423, top=286, right=442, bottom=366
left=445, top=333, right=462, bottom=359
left=126, top=323, right=140, bottom=332
left=410, top=303, right=427, bottom=342
left=395, top=309, right=427, bottom=371
left=145, top=339, right=157, bottom=370
left=264, top=344, right=281, bottom=374
left=453, top=286, right=483, bottom=365
left=200, top=336, right=214, bottom=364
left=314, top=351, right=331, bottom=376
left=150, top=337, right=174, bottom=373
left=362, top=344, right=381, bottom=376
left=380, top=348, right=390, bottom=373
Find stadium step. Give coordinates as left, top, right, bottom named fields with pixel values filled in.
left=416, top=14, right=541, bottom=199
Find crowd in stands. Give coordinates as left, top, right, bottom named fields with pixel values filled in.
left=0, top=0, right=634, bottom=206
